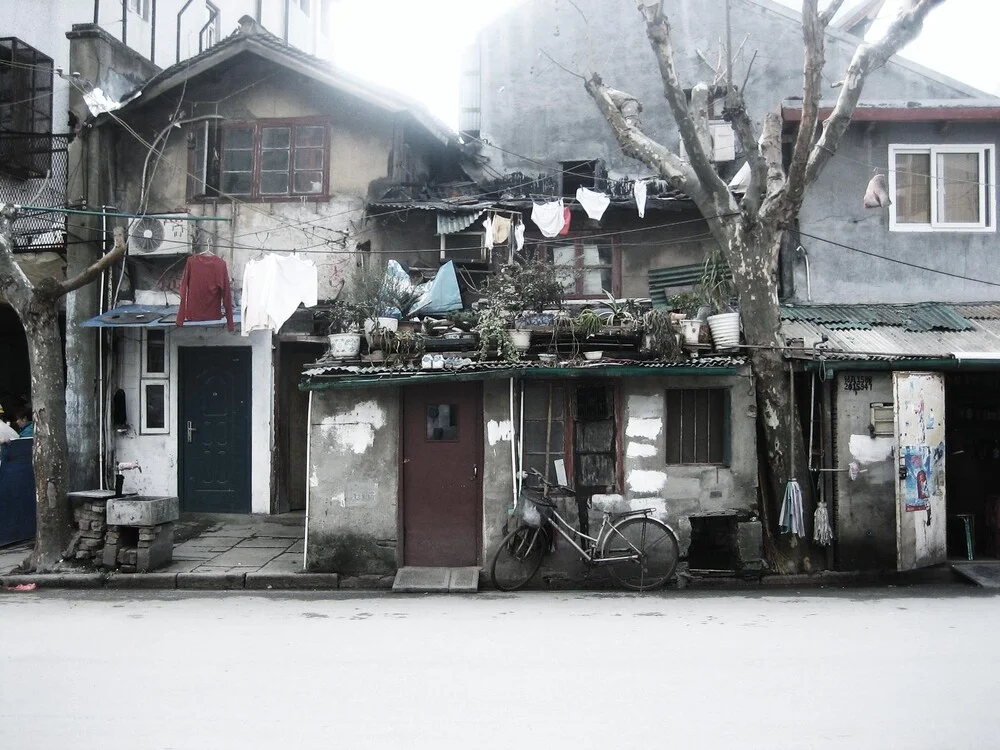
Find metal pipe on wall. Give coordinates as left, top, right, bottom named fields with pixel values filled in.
left=176, top=0, right=195, bottom=63
left=150, top=0, right=157, bottom=64
left=303, top=389, right=313, bottom=570
left=121, top=0, right=127, bottom=46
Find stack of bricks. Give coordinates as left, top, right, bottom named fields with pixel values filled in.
left=72, top=500, right=108, bottom=562
left=103, top=523, right=174, bottom=573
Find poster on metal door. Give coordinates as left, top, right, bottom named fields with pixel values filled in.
left=902, top=445, right=932, bottom=511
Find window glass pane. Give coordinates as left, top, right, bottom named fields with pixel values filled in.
left=222, top=172, right=252, bottom=194
left=261, top=127, right=290, bottom=148
left=145, top=330, right=165, bottom=374
left=894, top=152, right=931, bottom=224
left=260, top=172, right=289, bottom=194
left=261, top=150, right=289, bottom=171
left=293, top=171, right=323, bottom=193
left=145, top=384, right=165, bottom=430
left=296, top=125, right=325, bottom=148
left=937, top=151, right=981, bottom=224
left=225, top=127, right=253, bottom=149
left=295, top=148, right=324, bottom=170
left=426, top=404, right=459, bottom=441
left=224, top=150, right=253, bottom=172
left=551, top=244, right=577, bottom=292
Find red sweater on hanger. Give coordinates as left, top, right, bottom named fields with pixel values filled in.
left=176, top=253, right=234, bottom=331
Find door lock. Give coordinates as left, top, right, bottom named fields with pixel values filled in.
left=186, top=420, right=197, bottom=443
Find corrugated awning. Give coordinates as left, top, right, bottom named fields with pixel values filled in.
left=79, top=304, right=239, bottom=328
left=437, top=209, right=487, bottom=235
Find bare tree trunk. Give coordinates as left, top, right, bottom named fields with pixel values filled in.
left=20, top=290, right=73, bottom=569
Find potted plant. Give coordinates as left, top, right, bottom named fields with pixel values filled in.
left=474, top=306, right=519, bottom=362
left=351, top=262, right=400, bottom=347
left=574, top=308, right=603, bottom=339
left=318, top=300, right=364, bottom=359
left=698, top=249, right=740, bottom=350
left=666, top=291, right=705, bottom=345
left=642, top=309, right=683, bottom=359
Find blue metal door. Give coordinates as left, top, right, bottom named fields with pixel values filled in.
left=0, top=438, right=36, bottom=546
left=179, top=348, right=251, bottom=513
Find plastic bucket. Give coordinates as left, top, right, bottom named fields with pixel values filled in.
left=707, top=312, right=740, bottom=350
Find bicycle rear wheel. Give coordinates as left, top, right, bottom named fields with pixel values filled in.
left=601, top=516, right=679, bottom=591
left=489, top=525, right=547, bottom=591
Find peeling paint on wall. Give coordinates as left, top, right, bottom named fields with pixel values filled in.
left=628, top=469, right=667, bottom=494
left=319, top=400, right=387, bottom=455
left=626, top=417, right=662, bottom=441
left=310, top=471, right=318, bottom=488
left=626, top=442, right=657, bottom=458
left=487, top=419, right=513, bottom=446
left=849, top=435, right=894, bottom=464
left=627, top=393, right=663, bottom=418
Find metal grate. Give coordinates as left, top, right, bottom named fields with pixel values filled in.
left=0, top=132, right=69, bottom=252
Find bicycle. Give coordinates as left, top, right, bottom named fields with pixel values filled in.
left=489, top=468, right=680, bottom=591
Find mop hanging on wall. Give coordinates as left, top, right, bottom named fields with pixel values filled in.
left=780, top=366, right=807, bottom=538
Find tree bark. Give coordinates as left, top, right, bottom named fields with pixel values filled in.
left=0, top=212, right=126, bottom=571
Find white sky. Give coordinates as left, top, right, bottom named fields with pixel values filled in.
left=327, top=0, right=1000, bottom=129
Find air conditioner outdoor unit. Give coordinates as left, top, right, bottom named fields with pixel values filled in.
left=127, top=214, right=194, bottom=256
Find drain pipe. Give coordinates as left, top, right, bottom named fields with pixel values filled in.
left=509, top=378, right=517, bottom=513
left=303, top=389, right=313, bottom=570
left=97, top=205, right=118, bottom=490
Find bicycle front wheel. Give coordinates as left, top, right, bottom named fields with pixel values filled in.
left=601, top=517, right=679, bottom=591
left=489, top=525, right=547, bottom=591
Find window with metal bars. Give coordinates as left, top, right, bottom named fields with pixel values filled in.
left=0, top=37, right=53, bottom=179
left=664, top=388, right=729, bottom=465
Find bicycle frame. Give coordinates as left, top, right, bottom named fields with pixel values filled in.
left=534, top=499, right=649, bottom=566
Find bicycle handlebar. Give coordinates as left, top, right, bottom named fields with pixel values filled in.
left=527, top=467, right=576, bottom=495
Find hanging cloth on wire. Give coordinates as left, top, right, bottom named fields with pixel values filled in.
left=576, top=187, right=611, bottom=221
left=779, top=479, right=806, bottom=538
left=482, top=215, right=495, bottom=250
left=633, top=179, right=647, bottom=219
left=513, top=220, right=525, bottom=252
left=559, top=206, right=571, bottom=235
left=177, top=253, right=235, bottom=331
left=493, top=215, right=511, bottom=244
left=531, top=199, right=565, bottom=238
left=241, top=253, right=318, bottom=336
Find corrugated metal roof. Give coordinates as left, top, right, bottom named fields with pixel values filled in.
left=437, top=210, right=487, bottom=235
left=782, top=316, right=1000, bottom=361
left=780, top=303, right=973, bottom=332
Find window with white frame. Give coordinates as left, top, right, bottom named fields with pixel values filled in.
left=140, top=381, right=169, bottom=434
left=127, top=0, right=150, bottom=21
left=141, top=329, right=168, bottom=378
left=889, top=144, right=995, bottom=231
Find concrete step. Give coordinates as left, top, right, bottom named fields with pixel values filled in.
left=951, top=561, right=1000, bottom=588
left=392, top=566, right=480, bottom=593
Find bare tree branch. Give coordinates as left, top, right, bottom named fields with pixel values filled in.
left=783, top=0, right=825, bottom=211
left=540, top=48, right=587, bottom=81
left=802, top=0, right=946, bottom=186
left=634, top=1, right=732, bottom=202
left=819, top=0, right=849, bottom=27
left=59, top=226, right=127, bottom=296
left=583, top=73, right=697, bottom=194
left=0, top=205, right=34, bottom=310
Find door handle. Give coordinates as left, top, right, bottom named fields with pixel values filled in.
left=473, top=464, right=478, bottom=480
left=186, top=420, right=197, bottom=443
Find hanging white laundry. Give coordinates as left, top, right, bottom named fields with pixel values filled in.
left=633, top=179, right=647, bottom=219
left=482, top=215, right=495, bottom=250
left=531, top=199, right=565, bottom=238
left=513, top=220, right=525, bottom=252
left=493, top=215, right=511, bottom=244
left=241, top=255, right=275, bottom=336
left=575, top=187, right=611, bottom=221
left=241, top=253, right=318, bottom=336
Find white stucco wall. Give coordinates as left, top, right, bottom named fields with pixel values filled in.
left=111, top=325, right=274, bottom=514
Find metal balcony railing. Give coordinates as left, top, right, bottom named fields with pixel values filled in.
left=0, top=132, right=70, bottom=252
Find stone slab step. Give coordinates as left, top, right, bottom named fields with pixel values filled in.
left=392, top=566, right=480, bottom=593
left=951, top=562, right=1000, bottom=588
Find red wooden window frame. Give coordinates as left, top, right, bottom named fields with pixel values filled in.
left=526, top=233, right=622, bottom=298
left=213, top=117, right=330, bottom=202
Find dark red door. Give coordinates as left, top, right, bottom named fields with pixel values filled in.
left=401, top=382, right=482, bottom=566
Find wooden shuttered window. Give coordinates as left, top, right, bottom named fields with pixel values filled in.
left=664, top=388, right=729, bottom=465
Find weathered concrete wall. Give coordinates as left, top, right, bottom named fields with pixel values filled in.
left=482, top=379, right=517, bottom=558
left=476, top=0, right=982, bottom=180
left=794, top=121, right=1000, bottom=303
left=111, top=327, right=273, bottom=513
left=621, top=374, right=758, bottom=553
left=306, top=389, right=400, bottom=574
left=834, top=371, right=897, bottom=570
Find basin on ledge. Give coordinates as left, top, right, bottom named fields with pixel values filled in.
left=106, top=495, right=179, bottom=526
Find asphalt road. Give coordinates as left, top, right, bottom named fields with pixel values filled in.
left=1, top=586, right=997, bottom=749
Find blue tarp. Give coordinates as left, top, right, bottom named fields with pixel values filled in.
left=0, top=438, right=36, bottom=546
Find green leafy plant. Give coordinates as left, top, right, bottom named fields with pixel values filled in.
left=665, top=290, right=703, bottom=317
left=697, top=248, right=737, bottom=314
left=643, top=309, right=683, bottom=359
left=574, top=308, right=603, bottom=338
left=351, top=262, right=423, bottom=319
left=481, top=260, right=564, bottom=319
left=317, top=300, right=365, bottom=334
left=598, top=291, right=642, bottom=328
left=474, top=307, right=520, bottom=362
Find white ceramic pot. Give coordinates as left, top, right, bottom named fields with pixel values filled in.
left=364, top=316, right=398, bottom=348
left=707, top=311, right=741, bottom=350
left=327, top=333, right=361, bottom=359
left=679, top=318, right=703, bottom=345
left=510, top=329, right=532, bottom=352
